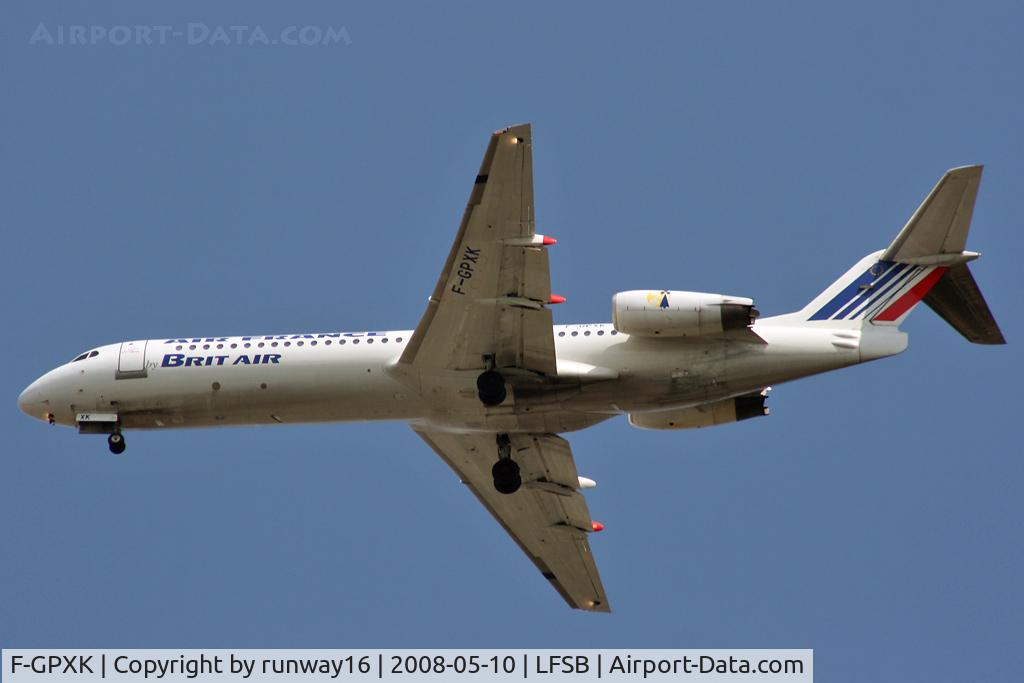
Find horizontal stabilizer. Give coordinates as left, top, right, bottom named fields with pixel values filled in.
left=923, top=263, right=1006, bottom=344
left=882, top=165, right=982, bottom=262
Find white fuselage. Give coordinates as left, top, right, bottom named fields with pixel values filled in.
left=18, top=318, right=908, bottom=435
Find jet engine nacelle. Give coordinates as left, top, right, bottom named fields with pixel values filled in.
left=612, top=290, right=756, bottom=337
left=628, top=392, right=769, bottom=430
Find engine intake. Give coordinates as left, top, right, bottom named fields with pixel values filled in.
left=612, top=290, right=756, bottom=337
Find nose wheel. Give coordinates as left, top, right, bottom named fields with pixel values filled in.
left=107, top=432, right=126, bottom=455
left=492, top=433, right=521, bottom=494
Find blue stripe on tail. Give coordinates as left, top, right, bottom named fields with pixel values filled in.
left=833, top=262, right=912, bottom=319
left=808, top=262, right=891, bottom=320
left=847, top=264, right=920, bottom=320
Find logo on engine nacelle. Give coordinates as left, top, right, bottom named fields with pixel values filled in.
left=646, top=290, right=671, bottom=309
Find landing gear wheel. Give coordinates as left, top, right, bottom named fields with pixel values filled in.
left=492, top=457, right=521, bottom=495
left=107, top=432, right=126, bottom=455
left=476, top=370, right=507, bottom=406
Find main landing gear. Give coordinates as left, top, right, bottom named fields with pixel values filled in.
left=476, top=370, right=507, bottom=406
left=479, top=361, right=517, bottom=493
left=492, top=433, right=521, bottom=495
left=107, top=431, right=126, bottom=455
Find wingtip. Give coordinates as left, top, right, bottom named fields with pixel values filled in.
left=945, top=164, right=984, bottom=177
left=580, top=600, right=612, bottom=613
left=495, top=123, right=532, bottom=138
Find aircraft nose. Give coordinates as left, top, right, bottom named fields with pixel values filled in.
left=18, top=375, right=52, bottom=420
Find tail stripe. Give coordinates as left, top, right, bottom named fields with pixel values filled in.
left=857, top=266, right=924, bottom=319
left=834, top=262, right=913, bottom=319
left=808, top=263, right=888, bottom=320
left=873, top=267, right=947, bottom=321
left=808, top=260, right=929, bottom=322
left=845, top=264, right=921, bottom=319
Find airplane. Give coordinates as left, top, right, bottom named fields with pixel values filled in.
left=18, top=124, right=1005, bottom=612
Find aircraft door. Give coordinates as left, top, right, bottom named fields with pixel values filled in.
left=116, top=340, right=148, bottom=379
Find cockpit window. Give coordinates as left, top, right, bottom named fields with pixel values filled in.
left=71, top=350, right=99, bottom=362
left=88, top=350, right=99, bottom=358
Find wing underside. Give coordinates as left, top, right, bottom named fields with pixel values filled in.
left=414, top=428, right=610, bottom=612
left=400, top=125, right=608, bottom=611
left=399, top=124, right=557, bottom=375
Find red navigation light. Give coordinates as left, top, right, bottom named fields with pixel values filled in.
left=591, top=521, right=604, bottom=532
left=542, top=235, right=558, bottom=246
left=549, top=294, right=567, bottom=305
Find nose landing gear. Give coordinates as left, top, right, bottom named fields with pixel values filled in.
left=77, top=413, right=125, bottom=454
left=492, top=433, right=521, bottom=494
left=107, top=432, right=126, bottom=455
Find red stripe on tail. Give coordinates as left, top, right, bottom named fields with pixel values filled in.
left=873, top=267, right=947, bottom=322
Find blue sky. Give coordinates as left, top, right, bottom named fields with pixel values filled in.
left=2, top=1, right=1022, bottom=680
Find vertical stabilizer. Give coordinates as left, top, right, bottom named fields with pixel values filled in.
left=785, top=165, right=1004, bottom=343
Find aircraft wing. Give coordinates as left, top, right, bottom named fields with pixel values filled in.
left=413, top=428, right=610, bottom=612
left=399, top=123, right=557, bottom=376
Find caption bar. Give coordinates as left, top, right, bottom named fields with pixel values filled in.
left=3, top=650, right=811, bottom=682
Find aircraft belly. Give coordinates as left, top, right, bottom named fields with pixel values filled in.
left=551, top=337, right=727, bottom=413
left=549, top=329, right=861, bottom=415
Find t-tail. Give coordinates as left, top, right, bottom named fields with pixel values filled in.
left=792, top=165, right=1005, bottom=344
